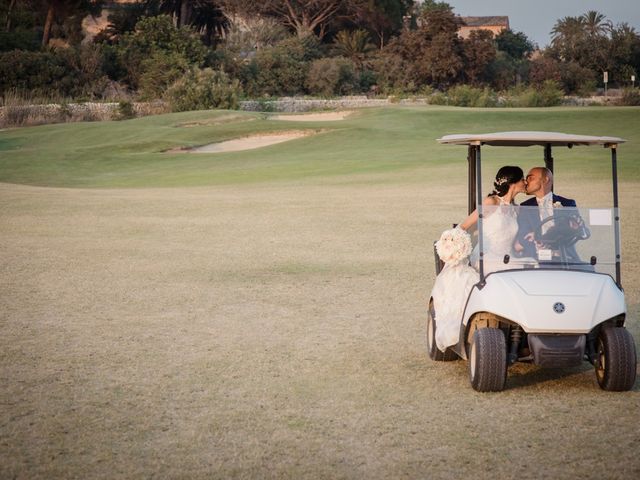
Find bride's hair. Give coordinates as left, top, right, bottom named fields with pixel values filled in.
left=490, top=166, right=524, bottom=197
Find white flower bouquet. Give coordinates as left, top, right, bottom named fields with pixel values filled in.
left=435, top=227, right=472, bottom=266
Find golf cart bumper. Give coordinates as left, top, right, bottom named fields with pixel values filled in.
left=463, top=270, right=625, bottom=334
left=528, top=334, right=586, bottom=367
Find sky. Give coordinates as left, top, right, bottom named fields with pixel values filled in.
left=433, top=0, right=640, bottom=48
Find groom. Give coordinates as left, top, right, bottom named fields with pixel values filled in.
left=515, top=167, right=580, bottom=262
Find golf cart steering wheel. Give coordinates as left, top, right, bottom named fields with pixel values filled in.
left=534, top=214, right=591, bottom=250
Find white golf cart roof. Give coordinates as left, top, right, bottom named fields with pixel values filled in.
left=438, top=131, right=626, bottom=147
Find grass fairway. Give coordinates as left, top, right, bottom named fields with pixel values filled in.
left=1, top=106, right=639, bottom=479
left=1, top=106, right=640, bottom=187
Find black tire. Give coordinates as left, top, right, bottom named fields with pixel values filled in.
left=427, top=301, right=458, bottom=361
left=595, top=327, right=637, bottom=391
left=468, top=328, right=507, bottom=392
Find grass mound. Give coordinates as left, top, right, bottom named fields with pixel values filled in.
left=0, top=106, right=639, bottom=188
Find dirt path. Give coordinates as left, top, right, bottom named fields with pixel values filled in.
left=1, top=182, right=639, bottom=479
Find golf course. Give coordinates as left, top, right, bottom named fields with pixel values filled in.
left=1, top=106, right=639, bottom=478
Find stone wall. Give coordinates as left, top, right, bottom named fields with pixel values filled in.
left=239, top=96, right=427, bottom=112
left=0, top=101, right=168, bottom=128
left=0, top=94, right=627, bottom=127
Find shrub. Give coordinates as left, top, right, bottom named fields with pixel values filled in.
left=0, top=29, right=40, bottom=52
left=576, top=79, right=597, bottom=98
left=358, top=69, right=377, bottom=93
left=305, top=57, right=357, bottom=97
left=619, top=88, right=640, bottom=106
left=475, top=87, right=499, bottom=107
left=430, top=85, right=498, bottom=107
left=537, top=80, right=564, bottom=106
left=427, top=91, right=448, bottom=105
left=116, top=101, right=135, bottom=120
left=113, top=15, right=207, bottom=89
left=446, top=85, right=477, bottom=106
left=1, top=49, right=87, bottom=98
left=369, top=50, right=414, bottom=94
left=0, top=44, right=109, bottom=99
left=165, top=68, right=242, bottom=112
left=559, top=61, right=596, bottom=95
left=138, top=51, right=190, bottom=99
left=504, top=81, right=563, bottom=107
left=243, top=36, right=323, bottom=97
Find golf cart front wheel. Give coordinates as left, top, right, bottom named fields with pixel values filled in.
left=469, top=328, right=507, bottom=392
left=427, top=301, right=457, bottom=361
left=595, top=327, right=637, bottom=391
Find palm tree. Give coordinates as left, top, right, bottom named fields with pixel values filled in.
left=148, top=0, right=229, bottom=44
left=191, top=0, right=229, bottom=46
left=550, top=16, right=586, bottom=61
left=332, top=29, right=375, bottom=67
left=581, top=10, right=612, bottom=38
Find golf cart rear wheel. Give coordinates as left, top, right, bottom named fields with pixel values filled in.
left=427, top=301, right=457, bottom=361
left=469, top=328, right=507, bottom=392
left=595, top=327, right=637, bottom=391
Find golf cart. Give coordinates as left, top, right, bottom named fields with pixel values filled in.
left=427, top=132, right=637, bottom=392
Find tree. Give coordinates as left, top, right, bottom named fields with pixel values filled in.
left=243, top=35, right=322, bottom=96
left=550, top=15, right=586, bottom=62
left=495, top=29, right=534, bottom=60
left=221, top=0, right=349, bottom=39
left=113, top=15, right=207, bottom=89
left=352, top=0, right=413, bottom=49
left=609, top=23, right=640, bottom=86
left=42, top=0, right=103, bottom=46
left=146, top=0, right=229, bottom=45
left=0, top=0, right=42, bottom=50
left=462, top=29, right=495, bottom=85
left=332, top=29, right=375, bottom=67
left=582, top=10, right=611, bottom=38
left=488, top=29, right=534, bottom=88
left=388, top=5, right=464, bottom=88
left=415, top=0, right=451, bottom=15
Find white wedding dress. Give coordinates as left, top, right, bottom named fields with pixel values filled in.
left=470, top=199, right=519, bottom=274
left=431, top=198, right=518, bottom=351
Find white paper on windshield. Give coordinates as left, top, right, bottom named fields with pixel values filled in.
left=589, top=209, right=612, bottom=226
left=538, top=249, right=553, bottom=261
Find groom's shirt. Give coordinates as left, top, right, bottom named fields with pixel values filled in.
left=537, top=192, right=554, bottom=233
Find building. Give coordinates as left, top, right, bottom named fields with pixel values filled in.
left=458, top=16, right=509, bottom=39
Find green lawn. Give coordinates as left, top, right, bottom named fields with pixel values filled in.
left=1, top=106, right=639, bottom=188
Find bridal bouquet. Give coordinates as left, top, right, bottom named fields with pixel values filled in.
left=435, top=227, right=472, bottom=266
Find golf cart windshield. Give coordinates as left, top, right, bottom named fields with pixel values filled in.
left=476, top=204, right=618, bottom=278
left=437, top=131, right=626, bottom=285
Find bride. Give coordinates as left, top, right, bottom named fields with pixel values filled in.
left=431, top=166, right=525, bottom=351
left=460, top=165, right=526, bottom=273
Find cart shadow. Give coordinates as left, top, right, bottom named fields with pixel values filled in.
left=506, top=363, right=597, bottom=390
left=506, top=363, right=640, bottom=391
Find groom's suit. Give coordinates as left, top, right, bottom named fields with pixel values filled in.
left=516, top=194, right=578, bottom=261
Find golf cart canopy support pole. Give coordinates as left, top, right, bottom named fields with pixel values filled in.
left=544, top=143, right=554, bottom=193
left=612, top=147, right=622, bottom=287
left=474, top=143, right=485, bottom=284
left=467, top=145, right=476, bottom=215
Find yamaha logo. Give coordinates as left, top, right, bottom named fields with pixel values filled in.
left=553, top=302, right=565, bottom=314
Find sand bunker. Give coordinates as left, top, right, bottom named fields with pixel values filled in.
left=176, top=131, right=313, bottom=154
left=270, top=111, right=352, bottom=122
